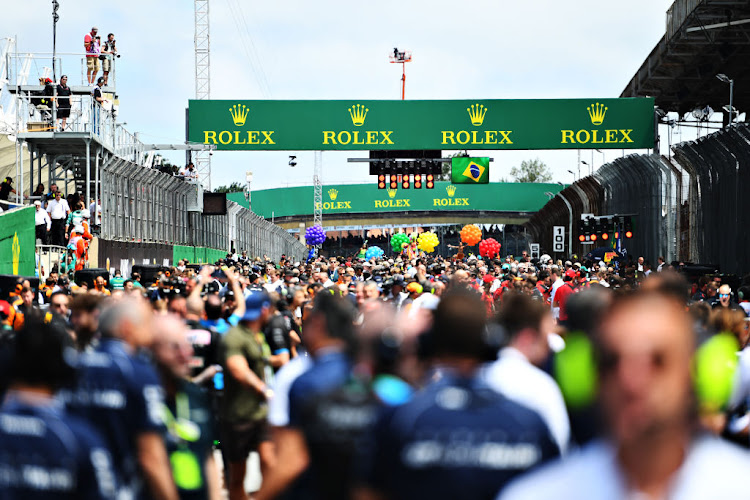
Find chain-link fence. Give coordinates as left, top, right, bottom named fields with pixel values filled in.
left=526, top=154, right=681, bottom=264
left=100, top=156, right=307, bottom=262
left=527, top=124, right=750, bottom=273
left=672, top=123, right=750, bottom=274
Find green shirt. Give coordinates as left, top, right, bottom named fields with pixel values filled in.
left=220, top=323, right=271, bottom=423
left=109, top=276, right=126, bottom=290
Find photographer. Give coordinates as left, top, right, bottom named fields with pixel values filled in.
left=101, top=33, right=118, bottom=85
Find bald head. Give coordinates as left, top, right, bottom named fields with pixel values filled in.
left=152, top=314, right=192, bottom=379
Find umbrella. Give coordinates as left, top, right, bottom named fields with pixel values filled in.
left=585, top=247, right=624, bottom=263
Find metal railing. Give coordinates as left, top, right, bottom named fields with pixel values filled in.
left=5, top=49, right=119, bottom=89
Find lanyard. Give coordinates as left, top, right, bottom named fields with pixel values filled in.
left=162, top=392, right=200, bottom=444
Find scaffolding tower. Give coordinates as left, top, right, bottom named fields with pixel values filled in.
left=194, top=0, right=211, bottom=190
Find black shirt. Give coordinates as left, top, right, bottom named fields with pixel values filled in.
left=56, top=84, right=72, bottom=110
left=264, top=313, right=292, bottom=363
left=0, top=181, right=12, bottom=200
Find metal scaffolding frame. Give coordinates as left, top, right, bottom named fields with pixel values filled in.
left=194, top=0, right=212, bottom=190
left=313, top=151, right=323, bottom=227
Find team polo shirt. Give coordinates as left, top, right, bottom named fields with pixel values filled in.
left=366, top=372, right=560, bottom=500
left=62, top=338, right=166, bottom=498
left=288, top=350, right=350, bottom=428
left=0, top=392, right=117, bottom=499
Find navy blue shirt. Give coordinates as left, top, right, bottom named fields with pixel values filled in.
left=365, top=372, right=560, bottom=500
left=0, top=392, right=117, bottom=499
left=62, top=338, right=166, bottom=499
left=288, top=350, right=350, bottom=428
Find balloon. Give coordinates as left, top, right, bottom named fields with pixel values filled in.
left=479, top=238, right=501, bottom=259
left=417, top=231, right=440, bottom=253
left=460, top=224, right=482, bottom=246
left=304, top=225, right=326, bottom=246
left=365, top=246, right=384, bottom=261
left=390, top=233, right=410, bottom=253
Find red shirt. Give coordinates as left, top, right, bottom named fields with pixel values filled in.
left=555, top=282, right=576, bottom=322
left=537, top=282, right=550, bottom=305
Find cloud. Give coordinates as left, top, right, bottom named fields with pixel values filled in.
left=2, top=0, right=672, bottom=189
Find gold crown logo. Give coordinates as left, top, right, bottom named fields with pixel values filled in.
left=229, top=104, right=250, bottom=126
left=446, top=185, right=456, bottom=197
left=387, top=188, right=397, bottom=198
left=348, top=104, right=369, bottom=126
left=467, top=103, right=487, bottom=126
left=328, top=188, right=338, bottom=200
left=587, top=102, right=608, bottom=126
left=12, top=232, right=19, bottom=275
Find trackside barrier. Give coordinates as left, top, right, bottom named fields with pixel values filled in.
left=100, top=157, right=306, bottom=263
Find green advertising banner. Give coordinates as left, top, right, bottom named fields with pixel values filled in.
left=0, top=207, right=36, bottom=276
left=452, top=157, right=489, bottom=184
left=188, top=98, right=654, bottom=151
left=229, top=181, right=562, bottom=220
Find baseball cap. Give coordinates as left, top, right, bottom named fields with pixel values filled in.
left=482, top=274, right=495, bottom=284
left=241, top=291, right=271, bottom=322
left=565, top=269, right=576, bottom=279
left=0, top=300, right=10, bottom=319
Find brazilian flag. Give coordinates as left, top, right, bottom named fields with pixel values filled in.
left=451, top=157, right=489, bottom=184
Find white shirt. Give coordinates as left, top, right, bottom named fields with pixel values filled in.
left=46, top=198, right=69, bottom=220
left=34, top=208, right=51, bottom=229
left=89, top=202, right=101, bottom=224
left=482, top=347, right=570, bottom=454
left=498, top=436, right=750, bottom=500
left=267, top=355, right=312, bottom=427
left=550, top=278, right=564, bottom=307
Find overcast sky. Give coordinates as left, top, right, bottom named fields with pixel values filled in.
left=3, top=0, right=687, bottom=190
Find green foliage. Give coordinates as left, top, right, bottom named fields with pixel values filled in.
left=509, top=158, right=553, bottom=183
left=214, top=181, right=245, bottom=193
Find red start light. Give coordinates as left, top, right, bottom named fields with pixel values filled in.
left=601, top=232, right=609, bottom=240
left=390, top=174, right=398, bottom=189
left=426, top=174, right=435, bottom=189
left=590, top=234, right=597, bottom=241
left=614, top=231, right=620, bottom=239
left=625, top=230, right=633, bottom=238
left=579, top=235, right=586, bottom=242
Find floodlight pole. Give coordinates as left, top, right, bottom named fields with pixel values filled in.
left=729, top=79, right=734, bottom=127
left=401, top=61, right=408, bottom=100
left=717, top=73, right=735, bottom=129
left=391, top=48, right=412, bottom=100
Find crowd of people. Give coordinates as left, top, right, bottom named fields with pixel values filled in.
left=1, top=246, right=750, bottom=499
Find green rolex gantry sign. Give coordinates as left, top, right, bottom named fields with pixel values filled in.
left=188, top=98, right=655, bottom=151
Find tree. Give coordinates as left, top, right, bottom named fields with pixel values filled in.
left=508, top=158, right=553, bottom=183
left=214, top=181, right=245, bottom=193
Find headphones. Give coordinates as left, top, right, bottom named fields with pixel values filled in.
left=554, top=329, right=739, bottom=414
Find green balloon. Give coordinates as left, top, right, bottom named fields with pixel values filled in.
left=391, top=233, right=409, bottom=252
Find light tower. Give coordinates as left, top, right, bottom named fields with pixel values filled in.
left=389, top=47, right=412, bottom=100
left=194, top=0, right=211, bottom=189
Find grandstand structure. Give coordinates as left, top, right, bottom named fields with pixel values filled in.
left=528, top=0, right=750, bottom=274
left=0, top=39, right=306, bottom=276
